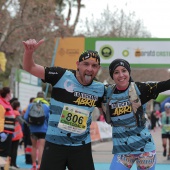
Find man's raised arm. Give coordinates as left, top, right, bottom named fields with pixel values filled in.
left=22, top=39, right=45, bottom=80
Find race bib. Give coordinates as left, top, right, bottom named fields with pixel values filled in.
left=58, top=105, right=90, bottom=134
left=164, top=124, right=170, bottom=132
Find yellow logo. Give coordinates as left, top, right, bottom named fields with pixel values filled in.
left=74, top=97, right=96, bottom=107
left=113, top=105, right=132, bottom=116
left=135, top=48, right=142, bottom=57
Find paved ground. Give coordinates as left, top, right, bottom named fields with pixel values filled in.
left=5, top=126, right=170, bottom=169
left=92, top=127, right=170, bottom=164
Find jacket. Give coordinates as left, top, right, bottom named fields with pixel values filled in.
left=0, top=97, right=15, bottom=134
left=12, top=110, right=23, bottom=141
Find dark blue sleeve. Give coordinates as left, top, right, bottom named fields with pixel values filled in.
left=43, top=67, right=67, bottom=86
left=136, top=80, right=170, bottom=104
left=43, top=104, right=50, bottom=122
left=24, top=104, right=32, bottom=122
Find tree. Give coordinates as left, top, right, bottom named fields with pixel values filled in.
left=74, top=6, right=151, bottom=83
left=75, top=7, right=151, bottom=38
left=0, top=1, right=151, bottom=86
left=0, top=0, right=84, bottom=84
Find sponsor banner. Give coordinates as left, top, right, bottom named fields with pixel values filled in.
left=54, top=37, right=170, bottom=68
left=54, top=37, right=85, bottom=70
left=85, top=38, right=170, bottom=68
left=17, top=82, right=42, bottom=110
left=16, top=69, right=41, bottom=86
left=14, top=69, right=42, bottom=110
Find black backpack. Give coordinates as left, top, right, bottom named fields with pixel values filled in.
left=28, top=101, right=45, bottom=126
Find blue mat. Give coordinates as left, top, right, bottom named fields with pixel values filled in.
left=17, top=154, right=170, bottom=170
left=17, top=155, right=32, bottom=169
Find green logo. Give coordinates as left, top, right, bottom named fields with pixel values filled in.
left=122, top=50, right=129, bottom=57
left=99, top=45, right=114, bottom=60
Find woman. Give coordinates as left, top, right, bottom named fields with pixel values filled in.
left=150, top=110, right=158, bottom=132
left=161, top=102, right=170, bottom=160
left=104, top=58, right=170, bottom=170
left=0, top=87, right=15, bottom=169
left=10, top=100, right=23, bottom=169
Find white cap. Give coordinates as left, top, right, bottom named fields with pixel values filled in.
left=164, top=102, right=170, bottom=108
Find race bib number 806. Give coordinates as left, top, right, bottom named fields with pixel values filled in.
left=58, top=105, right=90, bottom=134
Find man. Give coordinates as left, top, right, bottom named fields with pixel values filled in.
left=22, top=39, right=105, bottom=170
left=24, top=91, right=50, bottom=170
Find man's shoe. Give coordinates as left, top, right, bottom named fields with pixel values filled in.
left=26, top=161, right=32, bottom=164
left=167, top=155, right=170, bottom=160
left=14, top=165, right=20, bottom=169
left=163, top=150, right=166, bottom=157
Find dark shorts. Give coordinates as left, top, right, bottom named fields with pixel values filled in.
left=40, top=141, right=95, bottom=170
left=162, top=133, right=170, bottom=139
left=0, top=133, right=12, bottom=157
left=30, top=132, right=46, bottom=140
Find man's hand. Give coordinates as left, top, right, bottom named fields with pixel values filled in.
left=22, top=39, right=45, bottom=79
left=22, top=39, right=44, bottom=53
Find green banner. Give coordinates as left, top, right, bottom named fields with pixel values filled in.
left=85, top=38, right=170, bottom=68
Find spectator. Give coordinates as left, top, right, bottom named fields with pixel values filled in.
left=161, top=102, right=170, bottom=160
left=0, top=87, right=15, bottom=170
left=150, top=110, right=159, bottom=132
left=22, top=97, right=35, bottom=164
left=155, top=110, right=162, bottom=126
left=10, top=100, right=23, bottom=169
left=24, top=92, right=50, bottom=170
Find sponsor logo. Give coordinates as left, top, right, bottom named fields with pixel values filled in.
left=111, top=101, right=132, bottom=116
left=73, top=91, right=98, bottom=107
left=99, top=45, right=114, bottom=60
left=49, top=71, right=58, bottom=75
